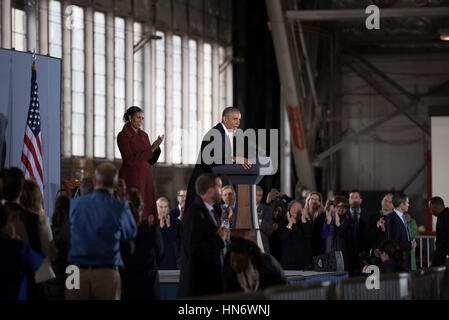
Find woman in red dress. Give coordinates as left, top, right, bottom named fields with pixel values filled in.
left=117, top=106, right=164, bottom=223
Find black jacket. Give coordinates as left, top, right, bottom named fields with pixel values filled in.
left=385, top=211, right=411, bottom=269
left=185, top=123, right=233, bottom=210
left=158, top=218, right=181, bottom=270
left=311, top=214, right=325, bottom=256
left=366, top=211, right=388, bottom=253
left=257, top=203, right=273, bottom=254
left=433, top=208, right=449, bottom=266
left=178, top=196, right=225, bottom=298
left=279, top=219, right=313, bottom=270
left=120, top=220, right=164, bottom=300
left=223, top=252, right=287, bottom=293
left=379, top=258, right=408, bottom=274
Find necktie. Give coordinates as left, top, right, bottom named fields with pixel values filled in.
left=401, top=215, right=410, bottom=241
left=212, top=209, right=220, bottom=226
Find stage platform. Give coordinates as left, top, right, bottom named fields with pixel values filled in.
left=158, top=270, right=348, bottom=300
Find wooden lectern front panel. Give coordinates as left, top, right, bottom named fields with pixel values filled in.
left=236, top=184, right=252, bottom=229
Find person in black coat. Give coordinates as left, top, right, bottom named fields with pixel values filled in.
left=429, top=196, right=449, bottom=266
left=365, top=193, right=394, bottom=254
left=304, top=192, right=326, bottom=256
left=185, top=107, right=251, bottom=210
left=178, top=173, right=230, bottom=298
left=169, top=188, right=187, bottom=221
left=45, top=195, right=71, bottom=300
left=268, top=200, right=287, bottom=263
left=279, top=200, right=313, bottom=270
left=120, top=188, right=163, bottom=300
left=223, top=237, right=286, bottom=293
left=156, top=197, right=180, bottom=270
left=385, top=193, right=413, bottom=270
left=255, top=186, right=273, bottom=254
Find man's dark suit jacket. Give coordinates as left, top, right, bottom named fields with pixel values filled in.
left=185, top=123, right=232, bottom=210
left=385, top=211, right=411, bottom=269
left=433, top=207, right=449, bottom=266
left=178, top=196, right=225, bottom=298
left=366, top=211, right=388, bottom=253
left=169, top=206, right=181, bottom=220
left=257, top=203, right=273, bottom=254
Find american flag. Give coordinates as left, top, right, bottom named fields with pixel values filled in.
left=21, top=61, right=44, bottom=206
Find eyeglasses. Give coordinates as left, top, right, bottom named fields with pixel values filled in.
left=335, top=205, right=347, bottom=209
left=177, top=194, right=186, bottom=198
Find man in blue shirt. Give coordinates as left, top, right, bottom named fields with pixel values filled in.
left=66, top=162, right=137, bottom=300
left=0, top=204, right=43, bottom=300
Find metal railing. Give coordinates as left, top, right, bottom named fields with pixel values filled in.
left=416, top=235, right=436, bottom=269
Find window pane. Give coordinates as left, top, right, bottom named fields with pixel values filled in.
left=71, top=6, right=85, bottom=156
left=94, top=11, right=106, bottom=158
left=72, top=92, right=85, bottom=113
left=94, top=137, right=106, bottom=158
left=188, top=39, right=198, bottom=164
left=49, top=0, right=62, bottom=59
left=72, top=113, right=85, bottom=134
left=12, top=9, right=27, bottom=52
left=203, top=43, right=212, bottom=134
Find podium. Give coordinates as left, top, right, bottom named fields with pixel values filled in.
left=212, top=160, right=272, bottom=250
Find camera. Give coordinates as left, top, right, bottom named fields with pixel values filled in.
left=270, top=188, right=291, bottom=206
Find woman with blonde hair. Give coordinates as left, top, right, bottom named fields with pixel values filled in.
left=20, top=179, right=58, bottom=298
left=304, top=192, right=326, bottom=256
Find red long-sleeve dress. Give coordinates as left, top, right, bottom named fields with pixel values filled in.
left=117, top=122, right=161, bottom=222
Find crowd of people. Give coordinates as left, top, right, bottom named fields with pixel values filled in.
left=1, top=105, right=449, bottom=300
left=1, top=161, right=449, bottom=300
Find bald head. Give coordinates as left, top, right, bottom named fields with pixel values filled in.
left=95, top=162, right=118, bottom=189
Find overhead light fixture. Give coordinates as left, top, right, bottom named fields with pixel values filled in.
left=440, top=29, right=449, bottom=41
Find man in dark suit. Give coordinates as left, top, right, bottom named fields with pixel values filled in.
left=385, top=193, right=413, bottom=270
left=348, top=190, right=370, bottom=258
left=429, top=196, right=449, bottom=266
left=185, top=107, right=251, bottom=210
left=366, top=193, right=393, bottom=254
left=178, top=173, right=230, bottom=298
left=169, top=188, right=187, bottom=221
left=256, top=186, right=273, bottom=254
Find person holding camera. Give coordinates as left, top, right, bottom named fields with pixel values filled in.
left=279, top=200, right=313, bottom=270
left=222, top=237, right=286, bottom=293
left=321, top=196, right=359, bottom=276
left=361, top=240, right=407, bottom=274
left=66, top=162, right=137, bottom=300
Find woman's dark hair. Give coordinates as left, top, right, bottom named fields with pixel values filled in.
left=333, top=195, right=349, bottom=209
left=229, top=237, right=261, bottom=257
left=123, top=106, right=143, bottom=123
left=52, top=195, right=70, bottom=227
left=271, top=199, right=286, bottom=215
left=379, top=240, right=405, bottom=267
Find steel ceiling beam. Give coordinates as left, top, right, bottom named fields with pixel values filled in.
left=286, top=7, right=449, bottom=21
left=315, top=65, right=448, bottom=161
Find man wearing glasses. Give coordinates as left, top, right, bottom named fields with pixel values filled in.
left=170, top=188, right=187, bottom=221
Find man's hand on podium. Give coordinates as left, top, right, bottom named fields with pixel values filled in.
left=233, top=156, right=252, bottom=169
